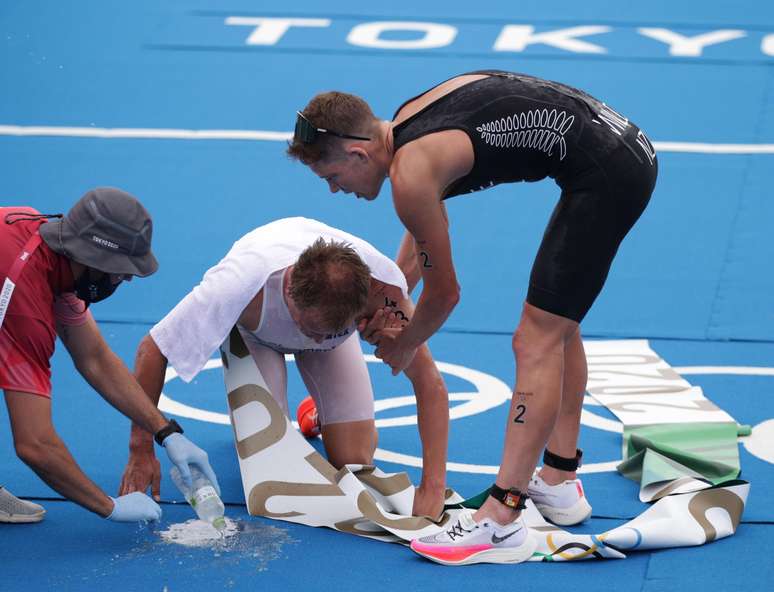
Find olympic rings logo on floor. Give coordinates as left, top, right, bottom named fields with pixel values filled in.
left=158, top=356, right=774, bottom=474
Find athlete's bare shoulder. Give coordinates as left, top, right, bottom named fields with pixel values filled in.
left=393, top=74, right=491, bottom=125
left=391, top=130, right=474, bottom=202
left=390, top=74, right=486, bottom=198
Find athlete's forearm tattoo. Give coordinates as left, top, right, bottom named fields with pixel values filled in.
left=419, top=251, right=433, bottom=268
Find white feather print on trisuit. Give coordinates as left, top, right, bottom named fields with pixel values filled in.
left=476, top=109, right=575, bottom=160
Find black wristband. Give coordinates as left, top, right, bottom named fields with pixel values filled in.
left=154, top=419, right=184, bottom=446
left=489, top=484, right=528, bottom=510
left=542, top=448, right=583, bottom=472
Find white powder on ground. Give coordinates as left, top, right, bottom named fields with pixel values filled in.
left=155, top=516, right=295, bottom=573
left=160, top=517, right=239, bottom=547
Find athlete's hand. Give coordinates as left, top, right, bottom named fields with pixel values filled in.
left=375, top=330, right=417, bottom=375
left=106, top=492, right=162, bottom=522
left=119, top=449, right=161, bottom=501
left=359, top=307, right=407, bottom=345
left=412, top=482, right=446, bottom=522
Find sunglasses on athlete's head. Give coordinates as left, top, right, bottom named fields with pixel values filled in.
left=293, top=111, right=371, bottom=144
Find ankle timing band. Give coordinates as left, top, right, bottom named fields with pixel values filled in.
left=489, top=484, right=528, bottom=510
left=543, top=448, right=583, bottom=472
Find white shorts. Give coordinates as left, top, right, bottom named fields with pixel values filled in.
left=238, top=328, right=374, bottom=425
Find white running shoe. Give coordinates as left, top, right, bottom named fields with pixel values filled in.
left=527, top=473, right=592, bottom=526
left=0, top=486, right=45, bottom=523
left=410, top=510, right=537, bottom=566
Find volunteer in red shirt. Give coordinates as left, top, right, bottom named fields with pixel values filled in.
left=0, top=187, right=219, bottom=524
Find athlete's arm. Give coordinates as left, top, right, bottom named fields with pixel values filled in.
left=357, top=280, right=449, bottom=517
left=404, top=343, right=449, bottom=519
left=119, top=283, right=264, bottom=498
left=119, top=334, right=168, bottom=498
left=396, top=231, right=421, bottom=293
left=376, top=151, right=460, bottom=374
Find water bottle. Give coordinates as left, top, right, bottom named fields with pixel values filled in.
left=170, top=465, right=226, bottom=531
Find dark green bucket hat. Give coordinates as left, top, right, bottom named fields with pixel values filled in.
left=39, top=187, right=159, bottom=277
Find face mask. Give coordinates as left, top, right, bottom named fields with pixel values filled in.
left=73, top=268, right=120, bottom=304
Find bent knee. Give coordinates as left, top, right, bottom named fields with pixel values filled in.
left=322, top=420, right=377, bottom=469
left=326, top=446, right=374, bottom=469
left=513, top=305, right=578, bottom=358
left=332, top=453, right=373, bottom=470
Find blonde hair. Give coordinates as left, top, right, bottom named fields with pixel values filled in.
left=287, top=91, right=377, bottom=164
left=289, top=238, right=371, bottom=331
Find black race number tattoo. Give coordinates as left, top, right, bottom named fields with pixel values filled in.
left=513, top=391, right=532, bottom=424
left=383, top=297, right=409, bottom=321
left=513, top=404, right=527, bottom=424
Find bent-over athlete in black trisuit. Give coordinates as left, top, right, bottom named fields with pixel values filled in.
left=391, top=70, right=658, bottom=322
left=289, top=70, right=660, bottom=563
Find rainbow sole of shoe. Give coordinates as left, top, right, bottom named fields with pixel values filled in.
left=410, top=535, right=537, bottom=566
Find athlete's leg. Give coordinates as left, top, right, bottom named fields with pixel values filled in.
left=295, top=334, right=377, bottom=469
left=317, top=421, right=377, bottom=468
left=474, top=303, right=577, bottom=525
left=503, top=135, right=654, bottom=500
left=238, top=327, right=289, bottom=415
left=539, top=327, right=586, bottom=484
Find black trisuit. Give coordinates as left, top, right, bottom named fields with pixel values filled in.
left=391, top=70, right=658, bottom=322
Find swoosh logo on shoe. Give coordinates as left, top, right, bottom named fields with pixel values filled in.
left=491, top=526, right=522, bottom=544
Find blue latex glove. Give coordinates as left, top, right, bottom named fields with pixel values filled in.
left=161, top=432, right=221, bottom=495
left=107, top=492, right=162, bottom=522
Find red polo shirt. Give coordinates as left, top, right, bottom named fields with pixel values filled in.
left=0, top=207, right=91, bottom=397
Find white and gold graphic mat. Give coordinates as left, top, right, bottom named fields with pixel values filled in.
left=220, top=329, right=749, bottom=561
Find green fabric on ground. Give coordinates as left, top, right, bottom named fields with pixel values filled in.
left=618, top=422, right=741, bottom=490
left=445, top=488, right=490, bottom=510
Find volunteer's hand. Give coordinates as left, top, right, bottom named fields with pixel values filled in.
left=106, top=492, right=162, bottom=522
left=161, top=433, right=220, bottom=495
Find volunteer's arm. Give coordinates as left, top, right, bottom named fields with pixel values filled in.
left=57, top=319, right=218, bottom=497
left=4, top=389, right=118, bottom=517
left=57, top=317, right=168, bottom=435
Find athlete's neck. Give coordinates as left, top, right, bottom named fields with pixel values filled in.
left=374, top=120, right=395, bottom=178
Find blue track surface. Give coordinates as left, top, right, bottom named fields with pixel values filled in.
left=2, top=2, right=773, bottom=591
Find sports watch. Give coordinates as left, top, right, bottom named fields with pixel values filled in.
left=154, top=418, right=184, bottom=446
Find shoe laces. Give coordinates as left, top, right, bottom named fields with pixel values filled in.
left=446, top=519, right=475, bottom=540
